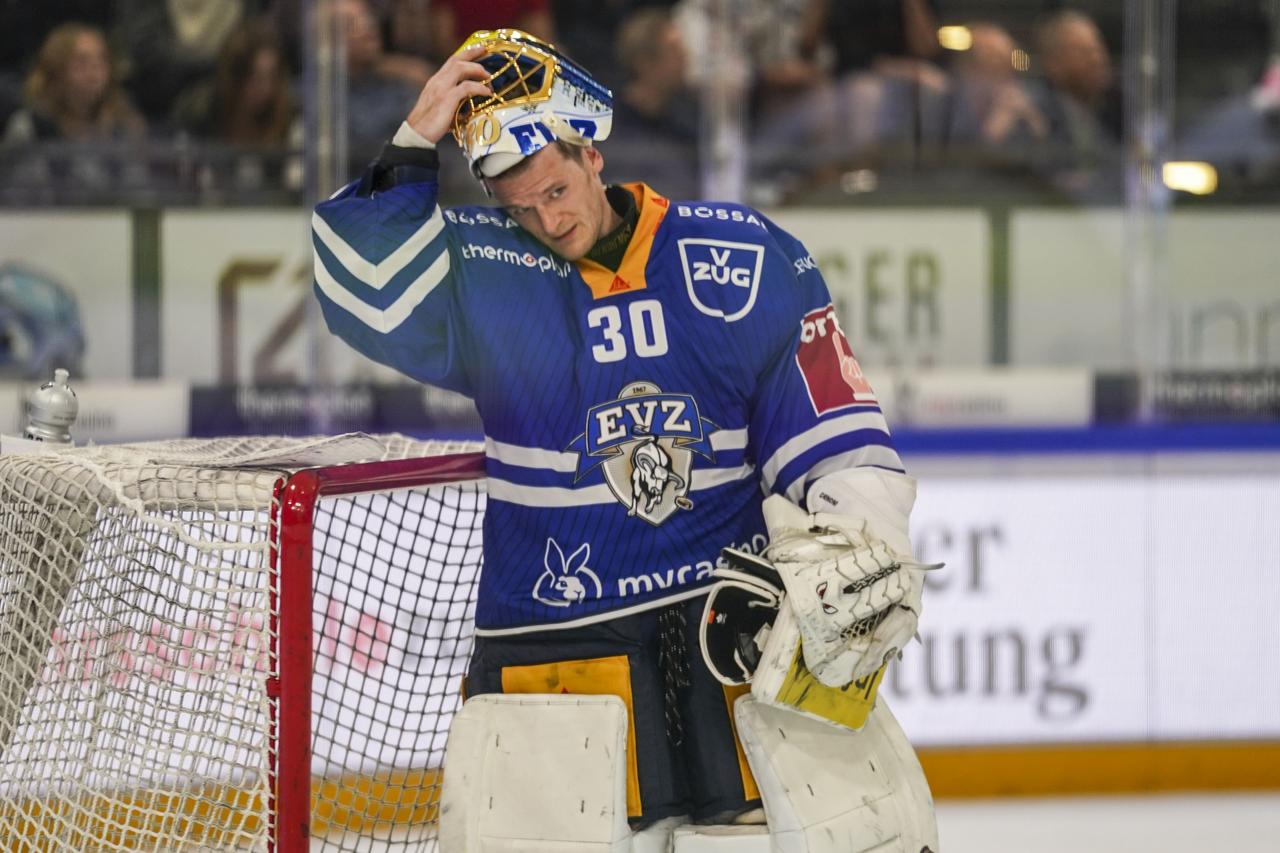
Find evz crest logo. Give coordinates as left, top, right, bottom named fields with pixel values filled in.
left=568, top=382, right=717, bottom=526
left=677, top=238, right=764, bottom=322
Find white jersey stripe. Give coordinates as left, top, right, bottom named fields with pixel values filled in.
left=486, top=464, right=755, bottom=508
left=781, top=445, right=905, bottom=504
left=484, top=437, right=579, bottom=473
left=313, top=249, right=449, bottom=333
left=475, top=586, right=712, bottom=636
left=760, top=410, right=890, bottom=491
left=487, top=479, right=614, bottom=507
left=312, top=206, right=445, bottom=289
left=485, top=431, right=750, bottom=473
left=710, top=427, right=748, bottom=450
left=695, top=463, right=756, bottom=489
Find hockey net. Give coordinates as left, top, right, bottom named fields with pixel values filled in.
left=0, top=434, right=486, bottom=851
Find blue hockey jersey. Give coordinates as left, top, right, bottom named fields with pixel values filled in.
left=312, top=150, right=904, bottom=634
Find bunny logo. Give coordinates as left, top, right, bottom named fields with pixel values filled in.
left=533, top=538, right=603, bottom=608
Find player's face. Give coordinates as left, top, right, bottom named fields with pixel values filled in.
left=489, top=145, right=615, bottom=262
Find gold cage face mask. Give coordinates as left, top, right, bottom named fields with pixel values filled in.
left=451, top=30, right=561, bottom=149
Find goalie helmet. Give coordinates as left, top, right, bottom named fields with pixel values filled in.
left=451, top=29, right=613, bottom=178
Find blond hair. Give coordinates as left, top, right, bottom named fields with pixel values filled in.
left=24, top=22, right=144, bottom=139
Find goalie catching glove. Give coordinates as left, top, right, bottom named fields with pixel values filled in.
left=704, top=493, right=941, bottom=690
left=760, top=494, right=941, bottom=686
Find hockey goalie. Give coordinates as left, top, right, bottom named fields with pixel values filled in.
left=310, top=26, right=941, bottom=853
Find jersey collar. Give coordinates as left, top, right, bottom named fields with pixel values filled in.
left=575, top=182, right=670, bottom=299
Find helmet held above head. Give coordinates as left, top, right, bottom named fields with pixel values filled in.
left=450, top=29, right=613, bottom=178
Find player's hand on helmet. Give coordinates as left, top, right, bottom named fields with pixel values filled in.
left=406, top=44, right=492, bottom=143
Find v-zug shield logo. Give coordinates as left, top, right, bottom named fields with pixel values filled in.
left=568, top=382, right=717, bottom=525
left=677, top=238, right=764, bottom=322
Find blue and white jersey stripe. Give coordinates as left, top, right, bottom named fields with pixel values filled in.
left=760, top=408, right=902, bottom=500
left=484, top=432, right=755, bottom=507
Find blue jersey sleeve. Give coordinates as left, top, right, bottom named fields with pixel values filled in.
left=748, top=218, right=905, bottom=508
left=311, top=144, right=473, bottom=395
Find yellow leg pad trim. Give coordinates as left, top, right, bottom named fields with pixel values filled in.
left=721, top=683, right=761, bottom=802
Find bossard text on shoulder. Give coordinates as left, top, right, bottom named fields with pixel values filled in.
left=674, top=204, right=768, bottom=230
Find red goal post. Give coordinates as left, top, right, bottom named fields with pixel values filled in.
left=0, top=434, right=487, bottom=851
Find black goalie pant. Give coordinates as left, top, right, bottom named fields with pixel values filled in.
left=463, top=593, right=762, bottom=828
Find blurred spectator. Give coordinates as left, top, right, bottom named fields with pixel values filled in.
left=806, top=0, right=951, bottom=162
left=1255, top=56, right=1280, bottom=116
left=0, top=1, right=113, bottom=130
left=553, top=1, right=677, bottom=92
left=1, top=22, right=147, bottom=194
left=172, top=19, right=302, bottom=191
left=114, top=0, right=261, bottom=121
left=333, top=0, right=433, bottom=170
left=604, top=7, right=700, bottom=199
left=270, top=0, right=433, bottom=84
left=426, top=0, right=557, bottom=63
left=949, top=23, right=1047, bottom=151
left=3, top=22, right=145, bottom=145
left=813, top=0, right=943, bottom=84
left=744, top=0, right=828, bottom=120
left=1174, top=8, right=1280, bottom=195
left=1028, top=9, right=1120, bottom=179
left=385, top=0, right=434, bottom=59
left=677, top=0, right=825, bottom=122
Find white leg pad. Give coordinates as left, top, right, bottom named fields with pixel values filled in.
left=439, top=693, right=633, bottom=853
left=733, top=695, right=938, bottom=853
left=672, top=824, right=772, bottom=852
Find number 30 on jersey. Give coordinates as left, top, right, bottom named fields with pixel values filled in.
left=587, top=299, right=669, bottom=363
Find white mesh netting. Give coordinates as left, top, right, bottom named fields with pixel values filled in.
left=0, top=434, right=485, bottom=851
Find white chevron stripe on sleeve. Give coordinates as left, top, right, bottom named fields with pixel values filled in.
left=314, top=248, right=450, bottom=333
left=760, top=410, right=891, bottom=491
left=311, top=205, right=445, bottom=289
left=781, top=445, right=905, bottom=503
